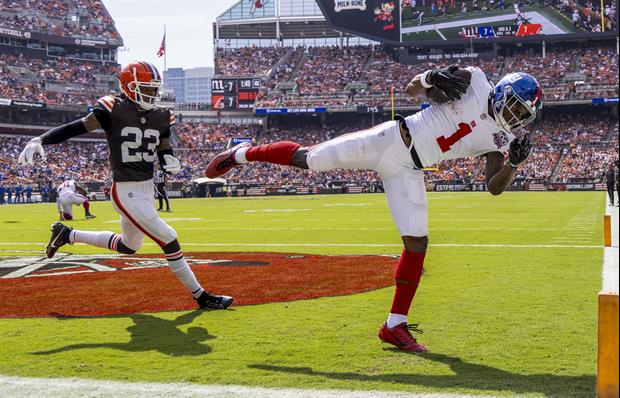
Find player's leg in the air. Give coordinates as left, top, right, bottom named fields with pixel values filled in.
left=206, top=120, right=428, bottom=350
left=45, top=180, right=232, bottom=309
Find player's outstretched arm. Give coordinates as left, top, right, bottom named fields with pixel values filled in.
left=18, top=112, right=103, bottom=166
left=405, top=74, right=429, bottom=100
left=485, top=135, right=531, bottom=195
left=406, top=65, right=471, bottom=103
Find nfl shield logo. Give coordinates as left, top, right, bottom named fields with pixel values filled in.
left=493, top=132, right=509, bottom=148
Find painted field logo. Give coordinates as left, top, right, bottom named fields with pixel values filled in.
left=0, top=252, right=397, bottom=318
left=0, top=254, right=269, bottom=279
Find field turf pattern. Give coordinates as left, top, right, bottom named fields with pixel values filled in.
left=0, top=192, right=606, bottom=397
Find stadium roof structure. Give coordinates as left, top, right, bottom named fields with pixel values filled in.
left=214, top=0, right=344, bottom=41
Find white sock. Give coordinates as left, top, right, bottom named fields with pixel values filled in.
left=71, top=230, right=116, bottom=250
left=166, top=253, right=204, bottom=298
left=386, top=313, right=408, bottom=328
left=234, top=147, right=249, bottom=164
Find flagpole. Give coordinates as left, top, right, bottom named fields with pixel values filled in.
left=163, top=24, right=167, bottom=75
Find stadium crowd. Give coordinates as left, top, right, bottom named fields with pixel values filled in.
left=0, top=53, right=119, bottom=106
left=0, top=0, right=121, bottom=42
left=0, top=112, right=617, bottom=201
left=222, top=44, right=618, bottom=109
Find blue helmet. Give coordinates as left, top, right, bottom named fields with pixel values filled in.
left=491, top=72, right=542, bottom=132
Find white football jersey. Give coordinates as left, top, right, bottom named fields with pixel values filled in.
left=405, top=67, right=515, bottom=167
left=57, top=180, right=76, bottom=195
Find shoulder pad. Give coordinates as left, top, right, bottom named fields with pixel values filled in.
left=96, top=95, right=116, bottom=112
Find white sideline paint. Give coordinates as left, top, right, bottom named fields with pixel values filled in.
left=0, top=242, right=602, bottom=249
left=0, top=375, right=504, bottom=398
left=602, top=195, right=619, bottom=292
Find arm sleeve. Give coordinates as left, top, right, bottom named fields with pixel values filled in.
left=92, top=107, right=112, bottom=131
left=40, top=119, right=89, bottom=145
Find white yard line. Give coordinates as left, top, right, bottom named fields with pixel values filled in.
left=0, top=242, right=602, bottom=249
left=602, top=195, right=619, bottom=292
left=0, top=375, right=510, bottom=398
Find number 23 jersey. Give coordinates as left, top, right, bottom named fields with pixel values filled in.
left=404, top=67, right=516, bottom=167
left=93, top=95, right=175, bottom=182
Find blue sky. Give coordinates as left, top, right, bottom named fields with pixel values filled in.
left=102, top=0, right=239, bottom=71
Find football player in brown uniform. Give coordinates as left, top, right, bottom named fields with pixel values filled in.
left=18, top=61, right=232, bottom=310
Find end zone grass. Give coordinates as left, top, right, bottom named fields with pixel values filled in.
left=0, top=192, right=605, bottom=397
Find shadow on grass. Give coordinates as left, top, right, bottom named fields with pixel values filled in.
left=249, top=351, right=595, bottom=398
left=32, top=310, right=214, bottom=357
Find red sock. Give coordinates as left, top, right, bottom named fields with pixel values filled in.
left=390, top=249, right=426, bottom=315
left=245, top=141, right=300, bottom=165
left=83, top=201, right=90, bottom=212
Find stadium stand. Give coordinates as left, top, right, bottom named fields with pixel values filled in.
left=1, top=112, right=617, bottom=201
left=213, top=44, right=617, bottom=108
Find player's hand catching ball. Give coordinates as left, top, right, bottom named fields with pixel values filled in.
left=507, top=134, right=531, bottom=168
left=162, top=154, right=182, bottom=175
left=429, top=65, right=471, bottom=102
left=18, top=137, right=46, bottom=166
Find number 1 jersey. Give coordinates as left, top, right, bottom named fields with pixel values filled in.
left=94, top=95, right=175, bottom=182
left=404, top=67, right=516, bottom=167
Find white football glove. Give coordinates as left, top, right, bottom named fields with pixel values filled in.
left=163, top=154, right=182, bottom=175
left=18, top=137, right=46, bottom=166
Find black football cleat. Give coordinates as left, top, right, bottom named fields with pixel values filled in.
left=195, top=291, right=234, bottom=310
left=45, top=222, right=73, bottom=258
left=85, top=213, right=96, bottom=219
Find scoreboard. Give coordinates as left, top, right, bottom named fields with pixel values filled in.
left=211, top=78, right=261, bottom=110
left=459, top=24, right=542, bottom=39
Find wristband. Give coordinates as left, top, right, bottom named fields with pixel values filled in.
left=420, top=70, right=433, bottom=89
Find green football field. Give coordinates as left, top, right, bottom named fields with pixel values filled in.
left=0, top=192, right=607, bottom=397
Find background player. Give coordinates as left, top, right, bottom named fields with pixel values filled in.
left=206, top=65, right=540, bottom=351
left=18, top=61, right=232, bottom=310
left=154, top=169, right=171, bottom=212
left=56, top=177, right=96, bottom=220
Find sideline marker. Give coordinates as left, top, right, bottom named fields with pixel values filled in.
left=604, top=215, right=612, bottom=247
left=597, top=292, right=619, bottom=398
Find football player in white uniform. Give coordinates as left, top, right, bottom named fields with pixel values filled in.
left=56, top=178, right=96, bottom=220
left=206, top=65, right=541, bottom=352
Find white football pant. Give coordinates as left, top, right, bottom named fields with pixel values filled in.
left=306, top=121, right=428, bottom=236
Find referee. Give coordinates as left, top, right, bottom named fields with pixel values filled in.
left=603, top=163, right=616, bottom=206
left=154, top=169, right=170, bottom=212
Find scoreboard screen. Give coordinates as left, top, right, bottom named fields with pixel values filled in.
left=211, top=78, right=261, bottom=110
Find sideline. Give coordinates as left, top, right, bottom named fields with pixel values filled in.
left=602, top=196, right=619, bottom=292
left=0, top=375, right=510, bottom=398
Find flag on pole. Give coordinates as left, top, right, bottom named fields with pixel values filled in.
left=157, top=30, right=166, bottom=57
